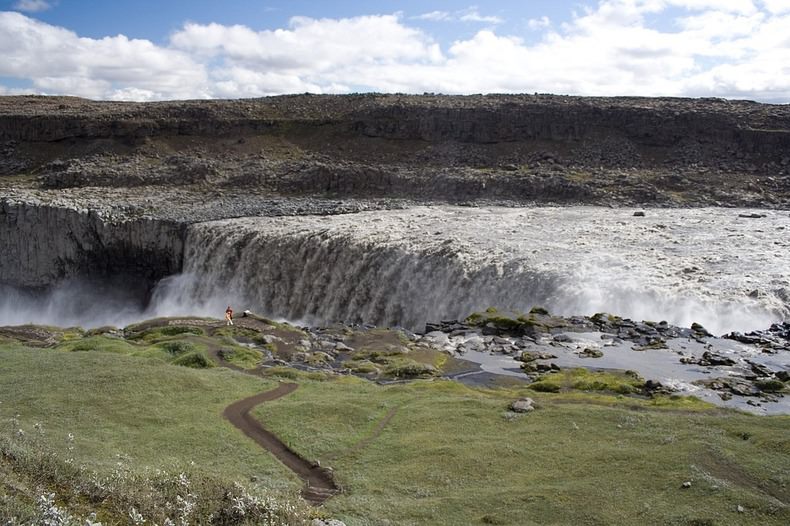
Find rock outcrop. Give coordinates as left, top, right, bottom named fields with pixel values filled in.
left=2, top=94, right=790, bottom=293
left=0, top=199, right=184, bottom=287
left=0, top=94, right=789, bottom=206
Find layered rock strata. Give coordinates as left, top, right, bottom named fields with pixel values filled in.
left=0, top=199, right=184, bottom=287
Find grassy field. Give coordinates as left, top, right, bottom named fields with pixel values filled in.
left=256, top=375, right=790, bottom=526
left=0, top=343, right=306, bottom=523
left=1, top=327, right=789, bottom=525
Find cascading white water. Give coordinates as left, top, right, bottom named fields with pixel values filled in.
left=148, top=206, right=790, bottom=334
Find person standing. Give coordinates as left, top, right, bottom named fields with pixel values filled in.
left=225, top=305, right=234, bottom=326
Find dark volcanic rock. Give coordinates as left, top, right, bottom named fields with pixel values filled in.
left=725, top=322, right=790, bottom=352
left=1, top=94, right=790, bottom=207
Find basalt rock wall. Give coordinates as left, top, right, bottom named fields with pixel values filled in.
left=1, top=94, right=789, bottom=168
left=0, top=199, right=185, bottom=288
left=350, top=103, right=790, bottom=159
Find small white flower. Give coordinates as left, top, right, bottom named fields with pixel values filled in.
left=129, top=507, right=145, bottom=525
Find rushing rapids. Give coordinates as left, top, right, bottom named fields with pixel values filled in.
left=146, top=206, right=790, bottom=335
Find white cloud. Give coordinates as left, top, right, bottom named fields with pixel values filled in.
left=413, top=7, right=502, bottom=24
left=414, top=10, right=451, bottom=21
left=0, top=84, right=38, bottom=95
left=13, top=0, right=53, bottom=13
left=171, top=15, right=439, bottom=69
left=760, top=0, right=790, bottom=13
left=458, top=8, right=504, bottom=24
left=0, top=2, right=789, bottom=102
left=0, top=11, right=208, bottom=100
left=528, top=16, right=551, bottom=30
left=662, top=0, right=758, bottom=14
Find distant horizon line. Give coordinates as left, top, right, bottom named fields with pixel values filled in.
left=1, top=92, right=787, bottom=105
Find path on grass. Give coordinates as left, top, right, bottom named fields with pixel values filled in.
left=222, top=383, right=339, bottom=505
left=134, top=315, right=401, bottom=505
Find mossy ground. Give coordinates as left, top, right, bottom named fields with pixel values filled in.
left=528, top=368, right=647, bottom=394
left=0, top=346, right=295, bottom=487
left=465, top=306, right=567, bottom=334
left=1, top=323, right=788, bottom=525
left=257, top=376, right=790, bottom=526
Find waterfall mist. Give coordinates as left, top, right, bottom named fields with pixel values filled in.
left=0, top=277, right=151, bottom=329
left=145, top=207, right=790, bottom=335
left=2, top=206, right=788, bottom=334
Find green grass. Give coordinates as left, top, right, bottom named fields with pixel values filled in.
left=52, top=333, right=221, bottom=368
left=256, top=377, right=790, bottom=526
left=2, top=324, right=789, bottom=525
left=219, top=345, right=265, bottom=369
left=0, top=346, right=298, bottom=491
left=126, top=324, right=205, bottom=342
left=528, top=368, right=647, bottom=395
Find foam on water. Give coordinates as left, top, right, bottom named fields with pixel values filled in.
left=2, top=206, right=788, bottom=333
left=148, top=206, right=790, bottom=334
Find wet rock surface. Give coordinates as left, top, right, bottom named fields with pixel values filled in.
left=212, top=308, right=790, bottom=415
left=410, top=310, right=789, bottom=413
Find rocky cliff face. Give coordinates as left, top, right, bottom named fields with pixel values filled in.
left=0, top=199, right=184, bottom=288
left=1, top=94, right=788, bottom=170
left=1, top=94, right=790, bottom=291
left=1, top=94, right=788, bottom=207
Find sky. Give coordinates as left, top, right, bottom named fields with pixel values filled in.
left=1, top=0, right=789, bottom=102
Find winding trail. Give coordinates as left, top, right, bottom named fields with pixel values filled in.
left=135, top=316, right=400, bottom=505
left=222, top=383, right=339, bottom=505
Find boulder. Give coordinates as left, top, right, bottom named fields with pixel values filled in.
left=701, top=351, right=736, bottom=366
left=518, top=350, right=557, bottom=362
left=509, top=397, right=536, bottom=413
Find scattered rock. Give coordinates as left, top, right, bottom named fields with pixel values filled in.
left=746, top=360, right=773, bottom=377
left=509, top=397, right=536, bottom=413
left=738, top=213, right=766, bottom=218
left=518, top=350, right=557, bottom=362
left=700, top=351, right=736, bottom=366
left=644, top=379, right=675, bottom=395
left=690, top=322, right=713, bottom=337
left=579, top=348, right=603, bottom=358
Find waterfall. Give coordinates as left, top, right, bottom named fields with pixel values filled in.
left=2, top=206, right=786, bottom=333
left=148, top=207, right=790, bottom=334
left=148, top=222, right=564, bottom=330
left=0, top=277, right=149, bottom=328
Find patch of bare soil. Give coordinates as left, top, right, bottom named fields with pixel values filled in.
left=222, top=383, right=339, bottom=505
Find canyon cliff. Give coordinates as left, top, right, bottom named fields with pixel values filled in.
left=1, top=93, right=789, bottom=290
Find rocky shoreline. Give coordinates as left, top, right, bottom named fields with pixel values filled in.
left=2, top=308, right=787, bottom=414
left=218, top=309, right=790, bottom=415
